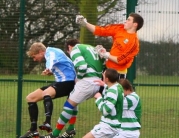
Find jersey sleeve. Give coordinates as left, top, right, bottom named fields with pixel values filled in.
left=123, top=94, right=138, bottom=110
left=95, top=88, right=118, bottom=116
left=94, top=24, right=124, bottom=37
left=70, top=46, right=88, bottom=79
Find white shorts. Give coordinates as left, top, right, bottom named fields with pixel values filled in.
left=69, top=77, right=100, bottom=103
left=91, top=122, right=120, bottom=138
left=113, top=129, right=140, bottom=138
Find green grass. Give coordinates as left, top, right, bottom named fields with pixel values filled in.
left=134, top=75, right=179, bottom=84
left=0, top=75, right=179, bottom=138
left=136, top=86, right=179, bottom=138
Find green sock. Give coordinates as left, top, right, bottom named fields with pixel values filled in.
left=53, top=129, right=61, bottom=137
left=67, top=123, right=75, bottom=130
left=67, top=107, right=78, bottom=130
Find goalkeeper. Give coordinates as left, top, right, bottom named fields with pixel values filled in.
left=76, top=13, right=144, bottom=79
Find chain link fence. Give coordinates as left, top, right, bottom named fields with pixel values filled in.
left=0, top=0, right=179, bottom=137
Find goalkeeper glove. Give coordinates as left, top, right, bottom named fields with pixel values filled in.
left=100, top=51, right=110, bottom=59
left=95, top=45, right=110, bottom=59
left=94, top=45, right=104, bottom=53
left=76, top=15, right=87, bottom=27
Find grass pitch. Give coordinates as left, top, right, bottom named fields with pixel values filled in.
left=0, top=75, right=179, bottom=138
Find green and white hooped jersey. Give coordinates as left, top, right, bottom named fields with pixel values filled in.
left=96, top=83, right=124, bottom=128
left=121, top=92, right=141, bottom=130
left=70, top=44, right=105, bottom=79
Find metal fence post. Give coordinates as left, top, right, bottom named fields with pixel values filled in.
left=16, top=0, right=25, bottom=137
left=126, top=0, right=138, bottom=84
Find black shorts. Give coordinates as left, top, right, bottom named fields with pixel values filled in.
left=119, top=74, right=126, bottom=79
left=40, top=81, right=75, bottom=99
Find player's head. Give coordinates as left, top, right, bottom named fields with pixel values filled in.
left=26, top=42, right=46, bottom=62
left=65, top=38, right=80, bottom=54
left=130, top=13, right=144, bottom=31
left=119, top=79, right=133, bottom=96
left=124, top=12, right=144, bottom=31
left=103, top=68, right=119, bottom=83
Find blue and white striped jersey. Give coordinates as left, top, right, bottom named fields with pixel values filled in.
left=45, top=47, right=76, bottom=82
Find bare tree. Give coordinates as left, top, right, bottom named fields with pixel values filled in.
left=0, top=0, right=125, bottom=74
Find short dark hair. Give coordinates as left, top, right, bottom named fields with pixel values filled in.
left=105, top=68, right=119, bottom=83
left=129, top=12, right=144, bottom=31
left=119, top=79, right=133, bottom=91
left=65, top=38, right=80, bottom=51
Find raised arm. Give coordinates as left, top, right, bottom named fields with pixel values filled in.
left=76, top=15, right=95, bottom=33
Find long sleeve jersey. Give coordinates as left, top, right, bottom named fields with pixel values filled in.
left=94, top=24, right=139, bottom=73
left=70, top=44, right=105, bottom=79
left=121, top=92, right=141, bottom=130
left=45, top=47, right=76, bottom=82
left=95, top=83, right=124, bottom=128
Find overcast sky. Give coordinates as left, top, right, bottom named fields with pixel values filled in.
left=135, top=0, right=179, bottom=42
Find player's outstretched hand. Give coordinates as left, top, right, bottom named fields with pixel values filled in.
left=100, top=51, right=110, bottom=59
left=76, top=15, right=87, bottom=27
left=94, top=79, right=105, bottom=86
left=94, top=45, right=104, bottom=53
left=95, top=45, right=110, bottom=59
left=95, top=45, right=105, bottom=58
left=94, top=92, right=102, bottom=99
left=41, top=69, right=53, bottom=76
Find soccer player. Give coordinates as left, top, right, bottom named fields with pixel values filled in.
left=76, top=13, right=144, bottom=79
left=83, top=68, right=124, bottom=138
left=113, top=79, right=142, bottom=138
left=40, top=39, right=105, bottom=138
left=20, top=42, right=76, bottom=138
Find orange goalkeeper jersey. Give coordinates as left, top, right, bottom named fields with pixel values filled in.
left=94, top=24, right=139, bottom=73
